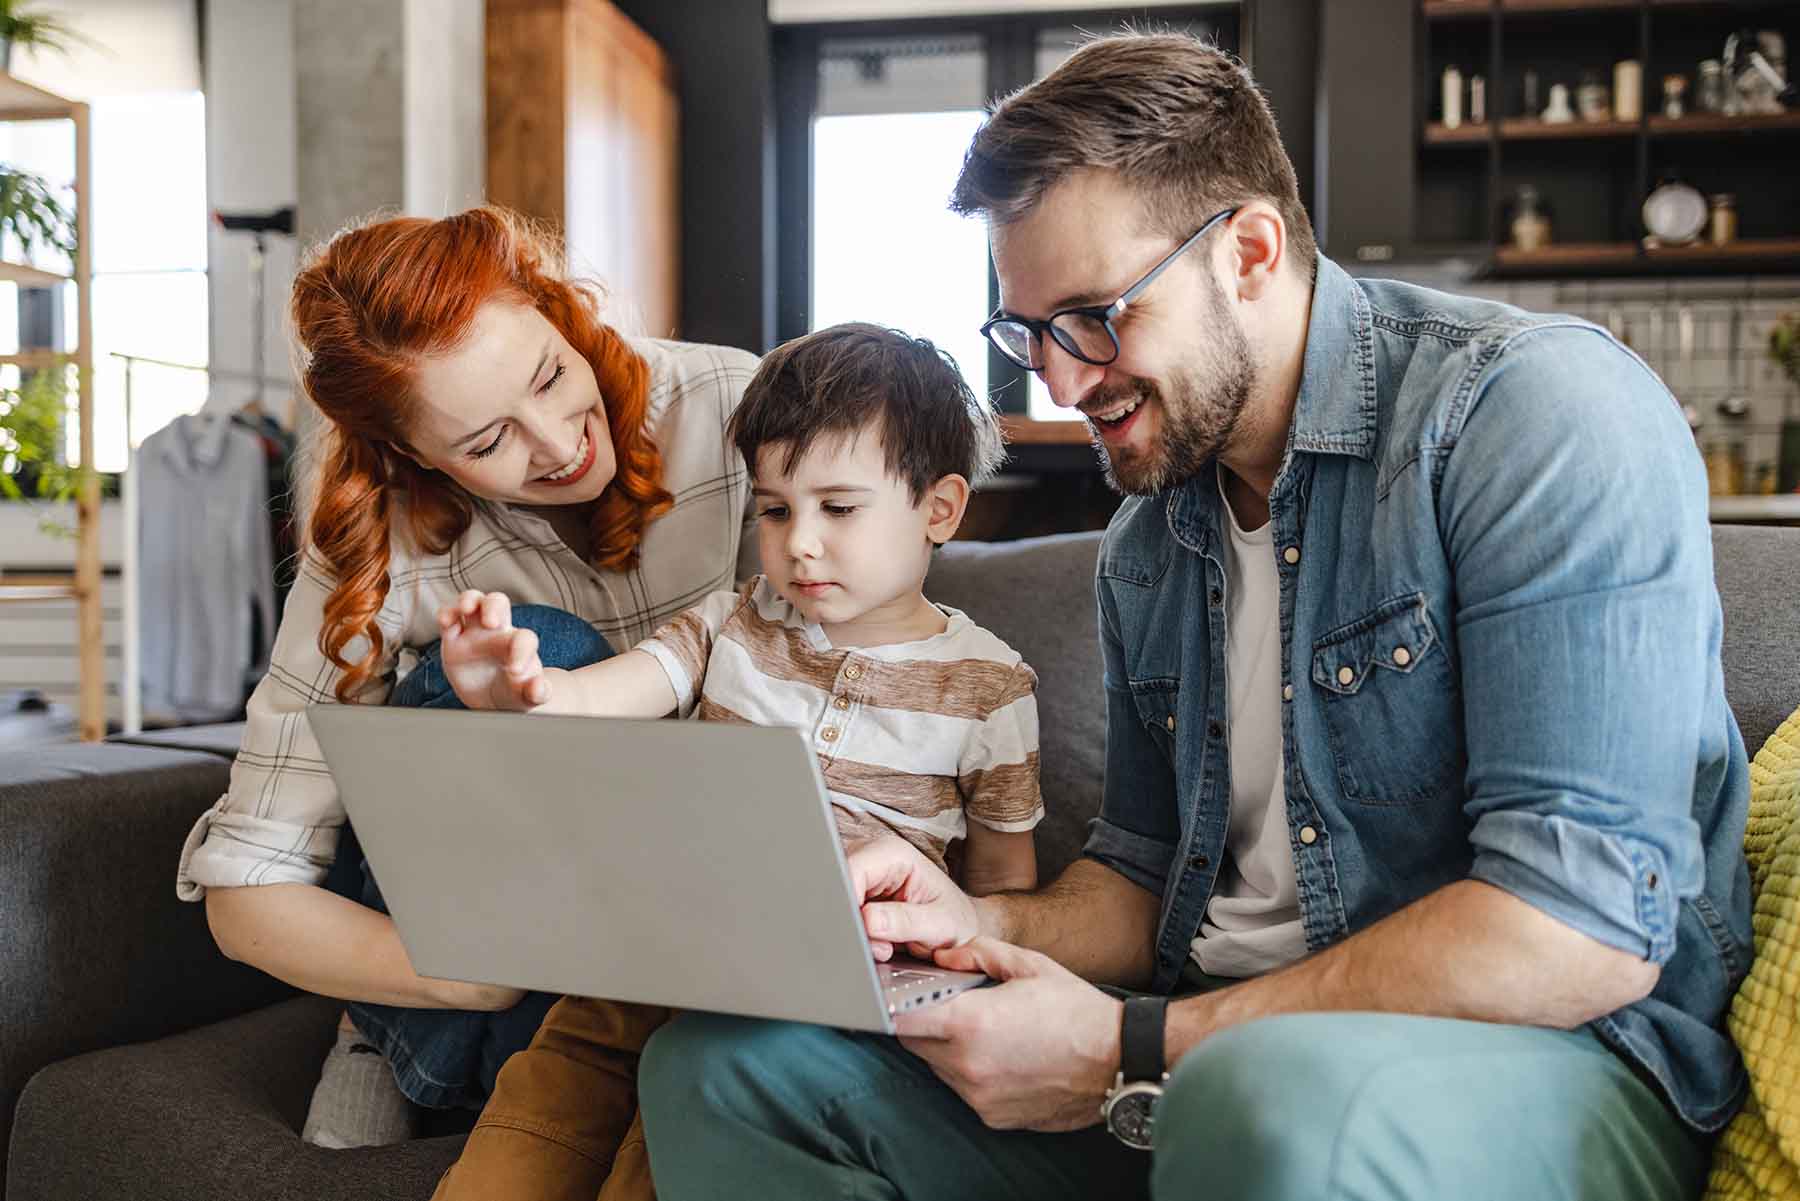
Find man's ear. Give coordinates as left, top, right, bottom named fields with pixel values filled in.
left=924, top=473, right=972, bottom=546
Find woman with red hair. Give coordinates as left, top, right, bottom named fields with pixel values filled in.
left=174, top=206, right=757, bottom=1148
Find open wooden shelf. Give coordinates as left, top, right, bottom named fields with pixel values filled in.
left=1421, top=0, right=1493, bottom=19
left=1000, top=415, right=1090, bottom=446
left=1424, top=118, right=1643, bottom=144
left=1490, top=237, right=1800, bottom=274
left=0, top=260, right=69, bottom=288
left=0, top=583, right=80, bottom=604
left=1648, top=112, right=1800, bottom=137
left=0, top=349, right=72, bottom=370
left=0, top=72, right=98, bottom=738
left=0, top=74, right=77, bottom=122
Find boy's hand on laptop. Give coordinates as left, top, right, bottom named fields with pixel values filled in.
left=436, top=590, right=555, bottom=711
left=852, top=835, right=981, bottom=960
left=894, top=936, right=1121, bottom=1133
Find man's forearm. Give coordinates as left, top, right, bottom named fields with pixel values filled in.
left=1164, top=879, right=1661, bottom=1065
left=976, top=858, right=1161, bottom=988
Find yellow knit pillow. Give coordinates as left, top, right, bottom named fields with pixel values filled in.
left=1705, top=707, right=1800, bottom=1201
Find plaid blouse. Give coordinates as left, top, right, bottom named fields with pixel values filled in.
left=177, top=338, right=759, bottom=898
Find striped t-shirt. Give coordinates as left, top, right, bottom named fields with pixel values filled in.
left=636, top=577, right=1044, bottom=869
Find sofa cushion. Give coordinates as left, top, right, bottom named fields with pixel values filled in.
left=0, top=742, right=295, bottom=1191
left=1713, top=525, right=1800, bottom=757
left=928, top=532, right=1106, bottom=881
left=8, top=995, right=467, bottom=1201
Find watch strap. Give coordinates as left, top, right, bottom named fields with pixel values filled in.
left=1120, top=995, right=1169, bottom=1083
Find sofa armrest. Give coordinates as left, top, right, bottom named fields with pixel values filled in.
left=0, top=741, right=294, bottom=1179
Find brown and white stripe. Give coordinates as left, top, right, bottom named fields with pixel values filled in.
left=636, top=577, right=1044, bottom=870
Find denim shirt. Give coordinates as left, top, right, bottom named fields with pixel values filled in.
left=1084, top=257, right=1752, bottom=1133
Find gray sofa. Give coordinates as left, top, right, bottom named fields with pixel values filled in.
left=4, top=527, right=1797, bottom=1200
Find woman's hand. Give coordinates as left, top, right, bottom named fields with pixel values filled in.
left=436, top=590, right=554, bottom=711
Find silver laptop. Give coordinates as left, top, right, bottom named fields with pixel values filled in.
left=307, top=705, right=986, bottom=1033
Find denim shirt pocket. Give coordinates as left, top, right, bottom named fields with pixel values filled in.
left=1310, top=592, right=1461, bottom=806
left=1129, top=680, right=1181, bottom=768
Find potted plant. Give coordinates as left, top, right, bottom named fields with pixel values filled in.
left=0, top=361, right=85, bottom=506
left=0, top=162, right=73, bottom=268
left=0, top=1, right=89, bottom=73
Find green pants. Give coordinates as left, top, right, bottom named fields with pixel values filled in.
left=638, top=1009, right=1709, bottom=1200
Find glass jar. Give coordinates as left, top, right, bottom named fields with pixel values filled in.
left=1697, top=59, right=1730, bottom=114
left=1662, top=74, right=1688, bottom=119
left=1510, top=186, right=1552, bottom=252
left=1709, top=194, right=1738, bottom=246
left=1577, top=71, right=1610, bottom=121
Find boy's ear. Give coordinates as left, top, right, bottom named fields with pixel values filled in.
left=924, top=473, right=972, bottom=546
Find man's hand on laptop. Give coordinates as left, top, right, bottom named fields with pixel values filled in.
left=893, top=936, right=1121, bottom=1133
left=437, top=590, right=556, bottom=711
left=851, top=835, right=983, bottom=960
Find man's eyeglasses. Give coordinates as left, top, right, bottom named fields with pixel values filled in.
left=980, top=206, right=1240, bottom=373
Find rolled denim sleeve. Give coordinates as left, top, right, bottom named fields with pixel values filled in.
left=1081, top=567, right=1181, bottom=898
left=1439, top=324, right=1713, bottom=964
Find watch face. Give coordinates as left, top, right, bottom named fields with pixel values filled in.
left=1105, top=1083, right=1161, bottom=1150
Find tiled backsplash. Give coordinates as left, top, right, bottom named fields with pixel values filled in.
left=1386, top=271, right=1800, bottom=491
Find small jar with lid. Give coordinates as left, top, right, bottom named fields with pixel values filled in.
left=1510, top=186, right=1552, bottom=251
left=1709, top=194, right=1738, bottom=246
left=1697, top=59, right=1730, bottom=114
left=1662, top=73, right=1688, bottom=119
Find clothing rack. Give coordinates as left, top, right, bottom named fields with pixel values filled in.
left=115, top=352, right=297, bottom=734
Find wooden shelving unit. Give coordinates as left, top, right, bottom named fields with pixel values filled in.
left=1490, top=236, right=1800, bottom=273
left=0, top=73, right=99, bottom=740
left=999, top=415, right=1091, bottom=446
left=1413, top=0, right=1800, bottom=277
left=1648, top=111, right=1800, bottom=136
left=1427, top=0, right=1784, bottom=16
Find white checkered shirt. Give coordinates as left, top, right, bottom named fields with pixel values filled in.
left=177, top=338, right=759, bottom=898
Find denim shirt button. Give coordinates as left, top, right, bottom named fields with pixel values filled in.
left=1299, top=826, right=1319, bottom=845
left=1283, top=546, right=1301, bottom=566
left=1282, top=684, right=1295, bottom=702
left=1647, top=872, right=1659, bottom=889
left=1207, top=721, right=1224, bottom=739
left=1209, top=588, right=1223, bottom=606
left=1188, top=853, right=1209, bottom=869
left=1393, top=646, right=1412, bottom=667
left=1165, top=715, right=1176, bottom=732
left=1337, top=665, right=1356, bottom=687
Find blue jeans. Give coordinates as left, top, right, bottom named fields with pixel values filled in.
left=323, top=605, right=616, bottom=1110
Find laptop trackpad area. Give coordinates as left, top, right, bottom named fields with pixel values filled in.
left=879, top=957, right=990, bottom=1016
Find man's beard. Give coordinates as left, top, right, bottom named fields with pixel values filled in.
left=1091, top=281, right=1255, bottom=497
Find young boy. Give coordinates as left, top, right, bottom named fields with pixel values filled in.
left=429, top=323, right=1043, bottom=1201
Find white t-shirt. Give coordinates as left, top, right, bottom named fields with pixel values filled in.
left=1190, top=471, right=1308, bottom=978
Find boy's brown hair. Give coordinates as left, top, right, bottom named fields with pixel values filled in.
left=728, top=323, right=1005, bottom=501
left=950, top=32, right=1317, bottom=280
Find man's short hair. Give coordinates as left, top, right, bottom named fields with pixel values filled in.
left=728, top=323, right=1005, bottom=501
left=950, top=32, right=1317, bottom=280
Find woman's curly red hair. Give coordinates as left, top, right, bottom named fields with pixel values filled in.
left=289, top=206, right=673, bottom=701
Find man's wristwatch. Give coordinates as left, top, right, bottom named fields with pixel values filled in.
left=1101, top=995, right=1169, bottom=1150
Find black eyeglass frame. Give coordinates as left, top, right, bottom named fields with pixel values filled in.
left=979, top=206, right=1241, bottom=372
